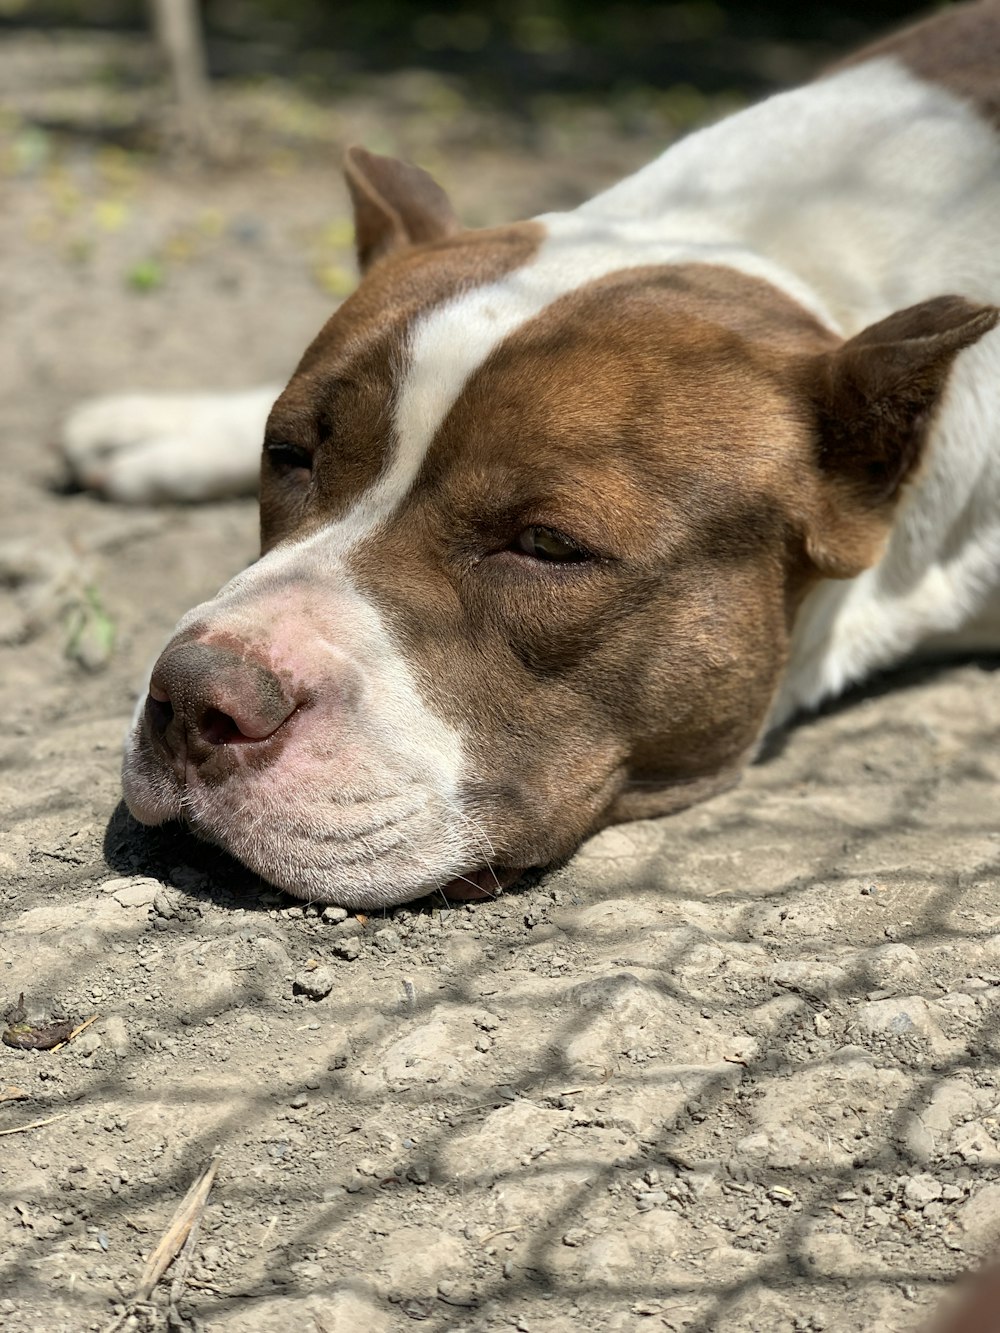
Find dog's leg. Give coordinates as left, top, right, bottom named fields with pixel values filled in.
left=60, top=386, right=279, bottom=502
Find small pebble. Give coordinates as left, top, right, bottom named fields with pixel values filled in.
left=75, top=1031, right=102, bottom=1057
left=292, top=967, right=335, bottom=1000
left=331, top=918, right=362, bottom=939
left=903, top=1174, right=942, bottom=1209
left=152, top=889, right=177, bottom=919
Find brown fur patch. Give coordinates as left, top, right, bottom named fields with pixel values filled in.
left=333, top=260, right=995, bottom=873
left=343, top=265, right=837, bottom=869
left=834, top=0, right=1000, bottom=127
left=800, top=296, right=999, bottom=577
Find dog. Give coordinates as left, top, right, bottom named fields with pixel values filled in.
left=61, top=0, right=1000, bottom=909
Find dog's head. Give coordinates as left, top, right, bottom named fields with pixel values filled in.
left=123, top=149, right=998, bottom=906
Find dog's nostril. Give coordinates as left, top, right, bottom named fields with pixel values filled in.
left=199, top=707, right=254, bottom=747
left=146, top=642, right=300, bottom=757
left=146, top=693, right=174, bottom=734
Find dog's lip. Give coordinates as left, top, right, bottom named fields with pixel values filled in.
left=439, top=865, right=523, bottom=902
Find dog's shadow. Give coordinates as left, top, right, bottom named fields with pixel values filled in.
left=755, top=649, right=1000, bottom=765
left=102, top=801, right=280, bottom=915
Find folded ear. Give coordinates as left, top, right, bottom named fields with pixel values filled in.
left=804, top=295, right=998, bottom=577
left=343, top=145, right=459, bottom=274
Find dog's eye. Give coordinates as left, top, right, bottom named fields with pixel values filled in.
left=266, top=442, right=312, bottom=473
left=514, top=526, right=590, bottom=563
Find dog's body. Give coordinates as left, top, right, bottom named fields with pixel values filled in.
left=65, top=1, right=1000, bottom=907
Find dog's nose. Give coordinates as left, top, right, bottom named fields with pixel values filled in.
left=144, top=639, right=300, bottom=766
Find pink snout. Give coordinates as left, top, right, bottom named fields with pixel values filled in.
left=144, top=638, right=303, bottom=773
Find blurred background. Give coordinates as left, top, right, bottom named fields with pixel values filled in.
left=2, top=0, right=932, bottom=168
left=2, top=0, right=928, bottom=108
left=0, top=0, right=939, bottom=320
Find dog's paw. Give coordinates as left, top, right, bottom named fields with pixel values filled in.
left=60, top=388, right=279, bottom=503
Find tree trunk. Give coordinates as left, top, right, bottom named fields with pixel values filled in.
left=150, top=0, right=213, bottom=151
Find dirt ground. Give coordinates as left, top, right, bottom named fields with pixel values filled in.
left=2, top=29, right=1000, bottom=1333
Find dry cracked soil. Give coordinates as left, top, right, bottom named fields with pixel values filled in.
left=2, top=30, right=1000, bottom=1333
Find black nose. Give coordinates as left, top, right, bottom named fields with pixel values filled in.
left=145, top=639, right=299, bottom=768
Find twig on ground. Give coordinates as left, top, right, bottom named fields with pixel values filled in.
left=50, top=1013, right=99, bottom=1053
left=168, top=1189, right=207, bottom=1317
left=0, top=1112, right=68, bottom=1138
left=136, top=1156, right=220, bottom=1302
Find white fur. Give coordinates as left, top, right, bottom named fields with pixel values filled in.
left=583, top=58, right=1000, bottom=334
left=61, top=388, right=277, bottom=502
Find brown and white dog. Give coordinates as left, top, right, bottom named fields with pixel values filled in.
left=63, top=2, right=1000, bottom=908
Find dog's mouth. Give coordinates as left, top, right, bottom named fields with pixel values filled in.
left=174, top=803, right=524, bottom=907
left=132, top=751, right=527, bottom=908
left=439, top=865, right=524, bottom=902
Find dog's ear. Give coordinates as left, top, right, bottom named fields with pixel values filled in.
left=343, top=145, right=459, bottom=273
left=803, top=296, right=998, bottom=578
